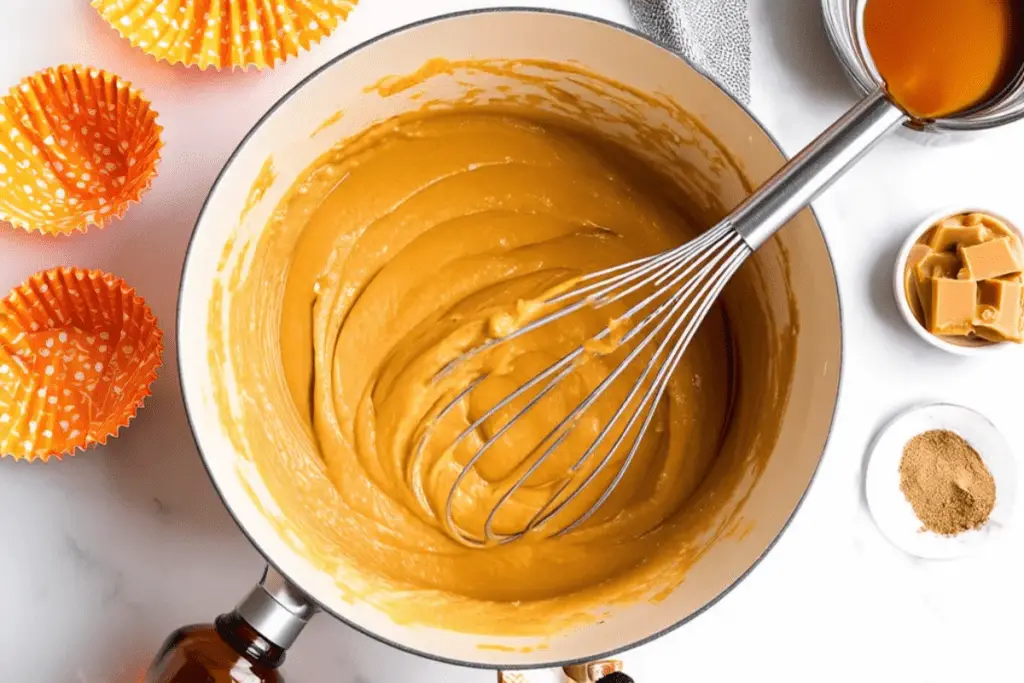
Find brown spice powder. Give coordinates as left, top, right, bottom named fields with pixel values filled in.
left=899, top=429, right=996, bottom=535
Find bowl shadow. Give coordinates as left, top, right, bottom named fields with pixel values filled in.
left=867, top=230, right=921, bottom=344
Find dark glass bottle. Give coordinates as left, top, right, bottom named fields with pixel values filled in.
left=142, top=569, right=315, bottom=683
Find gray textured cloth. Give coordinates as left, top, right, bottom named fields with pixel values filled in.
left=630, top=0, right=751, bottom=103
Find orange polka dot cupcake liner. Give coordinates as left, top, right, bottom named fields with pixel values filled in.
left=0, top=267, right=163, bottom=461
left=0, top=64, right=162, bottom=235
left=92, top=0, right=359, bottom=71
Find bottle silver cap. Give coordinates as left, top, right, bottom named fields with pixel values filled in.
left=235, top=566, right=318, bottom=648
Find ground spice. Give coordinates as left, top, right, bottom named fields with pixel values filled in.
left=899, top=429, right=996, bottom=535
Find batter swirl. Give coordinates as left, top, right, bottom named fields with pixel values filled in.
left=277, top=109, right=735, bottom=604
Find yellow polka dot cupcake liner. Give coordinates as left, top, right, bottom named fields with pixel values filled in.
left=0, top=267, right=163, bottom=461
left=92, top=0, right=359, bottom=71
left=0, top=65, right=162, bottom=235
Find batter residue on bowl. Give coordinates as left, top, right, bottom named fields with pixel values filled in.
left=210, top=60, right=794, bottom=635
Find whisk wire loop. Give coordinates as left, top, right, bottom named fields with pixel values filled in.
left=425, top=224, right=752, bottom=546
left=487, top=232, right=748, bottom=537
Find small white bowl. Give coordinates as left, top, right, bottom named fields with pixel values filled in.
left=866, top=403, right=1017, bottom=559
left=893, top=207, right=1024, bottom=356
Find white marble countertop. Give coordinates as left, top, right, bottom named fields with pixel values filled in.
left=2, top=1, right=1022, bottom=681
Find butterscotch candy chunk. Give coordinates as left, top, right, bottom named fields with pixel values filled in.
left=914, top=252, right=960, bottom=325
left=905, top=243, right=933, bottom=323
left=976, top=213, right=1015, bottom=236
left=975, top=279, right=1024, bottom=343
left=928, top=220, right=990, bottom=252
left=906, top=243, right=932, bottom=274
left=929, top=277, right=977, bottom=335
left=916, top=251, right=961, bottom=280
left=958, top=236, right=1023, bottom=280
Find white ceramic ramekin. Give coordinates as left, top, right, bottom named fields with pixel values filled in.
left=893, top=207, right=1024, bottom=356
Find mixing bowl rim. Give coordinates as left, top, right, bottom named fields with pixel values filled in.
left=177, top=6, right=845, bottom=670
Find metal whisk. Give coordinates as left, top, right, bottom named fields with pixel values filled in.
left=424, top=91, right=912, bottom=548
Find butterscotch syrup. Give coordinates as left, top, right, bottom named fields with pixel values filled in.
left=863, top=0, right=1023, bottom=118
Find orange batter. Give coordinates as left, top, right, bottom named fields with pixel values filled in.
left=209, top=59, right=793, bottom=635
left=277, top=109, right=734, bottom=601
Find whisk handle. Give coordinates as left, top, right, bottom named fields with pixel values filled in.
left=731, top=89, right=907, bottom=251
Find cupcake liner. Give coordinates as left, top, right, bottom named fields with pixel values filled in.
left=92, top=0, right=359, bottom=71
left=0, top=267, right=163, bottom=461
left=0, top=65, right=162, bottom=235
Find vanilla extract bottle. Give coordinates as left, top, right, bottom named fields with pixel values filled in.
left=142, top=569, right=313, bottom=683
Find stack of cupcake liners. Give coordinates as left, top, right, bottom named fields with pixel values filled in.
left=92, top=0, right=359, bottom=70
